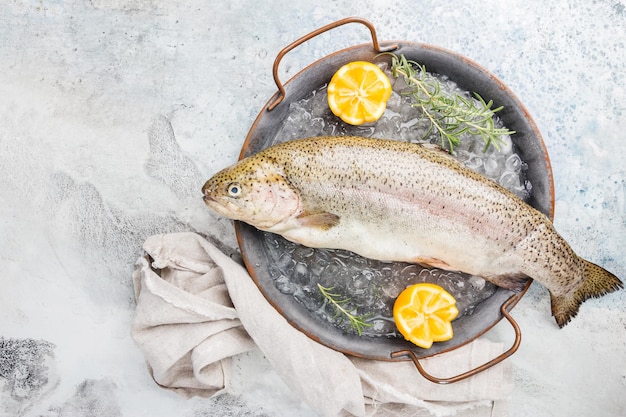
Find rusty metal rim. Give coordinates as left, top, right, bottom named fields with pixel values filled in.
left=234, top=17, right=555, bottom=383
left=266, top=17, right=399, bottom=111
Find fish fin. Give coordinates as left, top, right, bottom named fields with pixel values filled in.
left=296, top=211, right=340, bottom=230
left=419, top=143, right=460, bottom=162
left=550, top=258, right=623, bottom=328
left=484, top=273, right=530, bottom=293
left=413, top=257, right=452, bottom=270
left=420, top=143, right=446, bottom=152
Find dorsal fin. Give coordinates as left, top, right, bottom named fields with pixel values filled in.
left=416, top=143, right=468, bottom=168
left=419, top=143, right=458, bottom=159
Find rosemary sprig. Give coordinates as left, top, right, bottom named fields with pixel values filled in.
left=317, top=284, right=373, bottom=336
left=383, top=53, right=514, bottom=153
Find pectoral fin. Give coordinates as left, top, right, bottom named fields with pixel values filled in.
left=296, top=211, right=340, bottom=230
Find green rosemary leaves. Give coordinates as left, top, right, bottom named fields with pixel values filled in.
left=317, top=284, right=373, bottom=336
left=384, top=53, right=515, bottom=153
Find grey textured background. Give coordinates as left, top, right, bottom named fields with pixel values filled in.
left=1, top=1, right=624, bottom=416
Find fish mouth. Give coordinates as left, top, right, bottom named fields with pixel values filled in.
left=202, top=194, right=216, bottom=204
left=202, top=182, right=216, bottom=204
left=202, top=183, right=216, bottom=202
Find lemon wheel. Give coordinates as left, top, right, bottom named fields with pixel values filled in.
left=327, top=61, right=392, bottom=125
left=393, top=283, right=459, bottom=349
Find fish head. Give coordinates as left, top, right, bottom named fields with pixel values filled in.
left=202, top=157, right=300, bottom=229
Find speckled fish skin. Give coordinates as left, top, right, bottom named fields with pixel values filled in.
left=202, top=136, right=623, bottom=327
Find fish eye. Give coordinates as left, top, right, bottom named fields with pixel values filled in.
left=227, top=182, right=242, bottom=198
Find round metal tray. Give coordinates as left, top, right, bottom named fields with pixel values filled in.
left=234, top=18, right=554, bottom=383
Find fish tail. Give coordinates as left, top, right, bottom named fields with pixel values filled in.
left=550, top=258, right=623, bottom=328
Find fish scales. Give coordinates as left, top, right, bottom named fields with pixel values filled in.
left=233, top=136, right=540, bottom=275
left=202, top=136, right=622, bottom=327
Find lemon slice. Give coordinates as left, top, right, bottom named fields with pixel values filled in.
left=327, top=61, right=392, bottom=125
left=393, top=283, right=459, bottom=349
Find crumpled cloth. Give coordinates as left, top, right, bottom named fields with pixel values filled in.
left=131, top=232, right=513, bottom=417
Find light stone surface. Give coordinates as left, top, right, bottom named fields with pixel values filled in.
left=0, top=1, right=624, bottom=416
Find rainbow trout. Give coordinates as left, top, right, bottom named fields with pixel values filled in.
left=202, top=136, right=622, bottom=327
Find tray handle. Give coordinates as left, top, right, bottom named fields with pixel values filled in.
left=267, top=17, right=398, bottom=111
left=390, top=293, right=522, bottom=384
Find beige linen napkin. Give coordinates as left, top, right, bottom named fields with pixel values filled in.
left=131, top=232, right=513, bottom=417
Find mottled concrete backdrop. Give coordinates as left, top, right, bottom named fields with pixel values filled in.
left=1, top=1, right=624, bottom=416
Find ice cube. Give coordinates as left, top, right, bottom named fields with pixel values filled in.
left=499, top=171, right=522, bottom=190
left=468, top=275, right=486, bottom=291
left=386, top=91, right=404, bottom=113
left=505, top=154, right=522, bottom=171
left=275, top=275, right=296, bottom=295
left=464, top=155, right=483, bottom=171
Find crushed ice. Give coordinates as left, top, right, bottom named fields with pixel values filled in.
left=265, top=233, right=497, bottom=336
